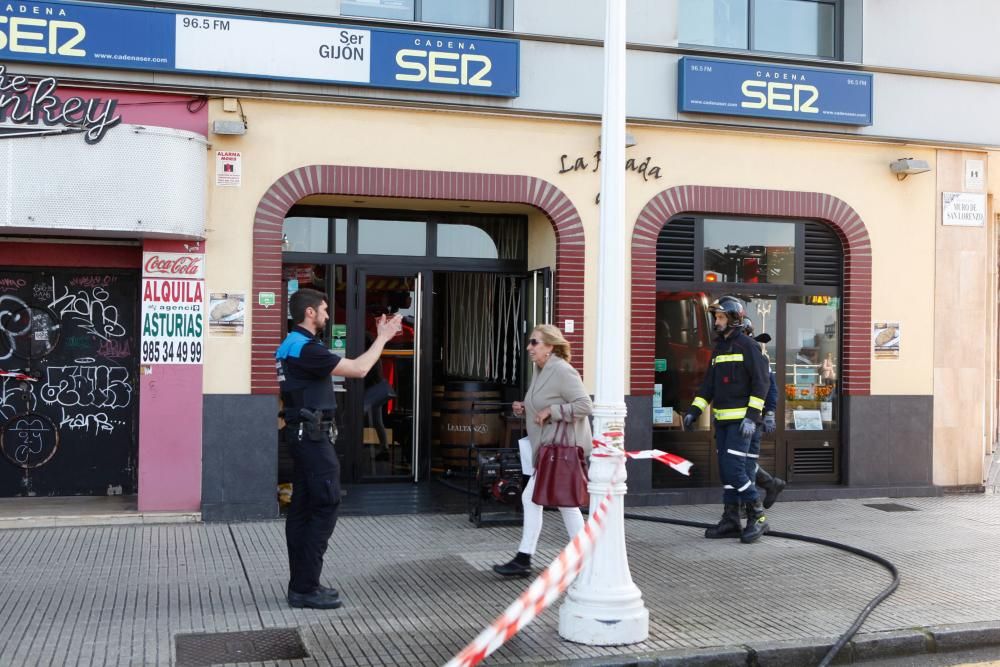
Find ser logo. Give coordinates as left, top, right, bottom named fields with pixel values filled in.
left=0, top=16, right=86, bottom=57
left=394, top=38, right=492, bottom=88
left=740, top=80, right=819, bottom=114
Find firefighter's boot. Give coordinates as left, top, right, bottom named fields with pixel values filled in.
left=741, top=501, right=769, bottom=544
left=704, top=503, right=742, bottom=539
left=761, top=476, right=786, bottom=509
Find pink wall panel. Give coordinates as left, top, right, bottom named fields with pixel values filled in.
left=137, top=239, right=203, bottom=512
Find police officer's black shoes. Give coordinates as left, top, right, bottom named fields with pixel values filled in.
left=740, top=501, right=769, bottom=544
left=762, top=477, right=786, bottom=509
left=704, top=503, right=742, bottom=539
left=287, top=587, right=342, bottom=610
left=493, top=552, right=532, bottom=577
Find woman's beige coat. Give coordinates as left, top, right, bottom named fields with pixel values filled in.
left=523, top=355, right=594, bottom=464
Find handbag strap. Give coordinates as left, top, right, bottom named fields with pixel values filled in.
left=552, top=404, right=574, bottom=446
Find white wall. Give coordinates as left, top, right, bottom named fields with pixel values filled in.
left=863, top=0, right=1000, bottom=77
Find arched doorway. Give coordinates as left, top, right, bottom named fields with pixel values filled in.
left=631, top=186, right=871, bottom=489
left=250, top=166, right=586, bottom=505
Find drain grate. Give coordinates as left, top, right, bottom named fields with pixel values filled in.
left=175, top=628, right=308, bottom=666
left=864, top=502, right=918, bottom=512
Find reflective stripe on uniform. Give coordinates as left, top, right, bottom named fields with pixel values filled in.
left=737, top=480, right=753, bottom=492
left=723, top=485, right=734, bottom=489
left=714, top=407, right=747, bottom=420
left=692, top=397, right=709, bottom=411
left=726, top=449, right=748, bottom=458
left=747, top=452, right=759, bottom=459
left=748, top=396, right=765, bottom=410
left=712, top=353, right=744, bottom=365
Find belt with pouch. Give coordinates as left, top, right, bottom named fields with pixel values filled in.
left=288, top=420, right=338, bottom=442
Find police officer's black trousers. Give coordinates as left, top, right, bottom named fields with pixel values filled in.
left=286, top=433, right=341, bottom=595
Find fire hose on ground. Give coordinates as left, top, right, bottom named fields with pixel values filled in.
left=444, top=440, right=900, bottom=667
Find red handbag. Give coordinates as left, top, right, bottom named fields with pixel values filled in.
left=531, top=408, right=589, bottom=508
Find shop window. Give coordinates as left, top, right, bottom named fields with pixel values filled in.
left=282, top=217, right=347, bottom=253
left=342, top=0, right=499, bottom=28
left=437, top=216, right=525, bottom=260
left=785, top=296, right=839, bottom=430
left=703, top=219, right=795, bottom=285
left=282, top=217, right=328, bottom=252
left=652, top=216, right=843, bottom=490
left=358, top=219, right=428, bottom=256
left=654, top=291, right=714, bottom=431
left=679, top=0, right=841, bottom=59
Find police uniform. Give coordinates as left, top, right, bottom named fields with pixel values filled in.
left=276, top=325, right=342, bottom=596
left=689, top=329, right=770, bottom=506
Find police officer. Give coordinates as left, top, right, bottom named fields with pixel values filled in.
left=683, top=296, right=771, bottom=544
left=742, top=318, right=786, bottom=509
left=277, top=287, right=402, bottom=609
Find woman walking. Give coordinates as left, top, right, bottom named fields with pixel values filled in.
left=493, top=324, right=593, bottom=577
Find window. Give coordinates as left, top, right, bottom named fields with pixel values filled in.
left=342, top=0, right=499, bottom=28
left=679, top=0, right=840, bottom=59
left=652, top=216, right=844, bottom=489
left=784, top=296, right=839, bottom=429
left=437, top=216, right=525, bottom=260
left=703, top=219, right=795, bottom=284
left=282, top=217, right=347, bottom=253
left=358, top=219, right=428, bottom=256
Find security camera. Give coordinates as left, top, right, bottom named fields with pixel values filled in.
left=889, top=158, right=931, bottom=180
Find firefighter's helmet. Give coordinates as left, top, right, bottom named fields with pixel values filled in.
left=708, top=296, right=746, bottom=331
left=743, top=317, right=754, bottom=336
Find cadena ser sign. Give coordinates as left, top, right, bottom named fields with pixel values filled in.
left=678, top=57, right=873, bottom=126
left=0, top=0, right=519, bottom=97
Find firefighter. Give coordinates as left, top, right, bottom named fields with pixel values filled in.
left=742, top=318, right=786, bottom=509
left=682, top=296, right=771, bottom=543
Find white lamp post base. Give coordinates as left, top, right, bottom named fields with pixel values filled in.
left=558, top=434, right=649, bottom=645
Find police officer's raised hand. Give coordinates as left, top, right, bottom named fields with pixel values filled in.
left=376, top=313, right=403, bottom=341
left=740, top=417, right=756, bottom=440
left=763, top=412, right=776, bottom=434
left=682, top=412, right=696, bottom=431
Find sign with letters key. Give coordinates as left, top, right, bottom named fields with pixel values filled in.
left=678, top=57, right=873, bottom=126
left=0, top=0, right=519, bottom=97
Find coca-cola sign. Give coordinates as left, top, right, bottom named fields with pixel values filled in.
left=142, top=253, right=205, bottom=279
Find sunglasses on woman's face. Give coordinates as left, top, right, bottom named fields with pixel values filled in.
left=527, top=338, right=542, bottom=347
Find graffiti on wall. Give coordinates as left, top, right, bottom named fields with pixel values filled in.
left=0, top=271, right=138, bottom=497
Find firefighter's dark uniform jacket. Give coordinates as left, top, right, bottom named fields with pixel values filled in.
left=689, top=330, right=770, bottom=423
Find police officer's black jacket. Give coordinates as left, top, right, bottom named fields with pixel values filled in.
left=276, top=325, right=342, bottom=422
left=689, top=329, right=770, bottom=423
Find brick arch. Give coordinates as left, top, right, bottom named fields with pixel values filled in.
left=631, top=186, right=871, bottom=397
left=251, top=166, right=586, bottom=394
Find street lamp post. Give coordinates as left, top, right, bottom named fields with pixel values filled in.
left=558, top=0, right=649, bottom=646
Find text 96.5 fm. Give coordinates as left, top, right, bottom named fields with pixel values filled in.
left=141, top=340, right=204, bottom=364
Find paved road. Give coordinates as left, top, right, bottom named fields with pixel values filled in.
left=2, top=494, right=1000, bottom=665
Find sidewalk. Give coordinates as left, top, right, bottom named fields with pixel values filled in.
left=3, top=493, right=1000, bottom=666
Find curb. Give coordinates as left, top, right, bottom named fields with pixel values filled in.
left=553, top=620, right=1000, bottom=666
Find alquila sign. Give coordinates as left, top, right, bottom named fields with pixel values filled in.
left=0, top=65, right=121, bottom=143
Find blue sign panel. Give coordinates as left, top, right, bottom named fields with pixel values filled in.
left=0, top=0, right=519, bottom=97
left=678, top=57, right=872, bottom=126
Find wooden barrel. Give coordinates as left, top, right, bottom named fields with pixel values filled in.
left=435, top=381, right=503, bottom=470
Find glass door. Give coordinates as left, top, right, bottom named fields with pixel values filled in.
left=354, top=269, right=424, bottom=482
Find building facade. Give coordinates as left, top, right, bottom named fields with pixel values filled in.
left=0, top=0, right=997, bottom=519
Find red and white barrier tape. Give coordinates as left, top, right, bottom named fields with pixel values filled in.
left=443, top=438, right=692, bottom=667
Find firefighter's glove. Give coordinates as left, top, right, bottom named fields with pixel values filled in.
left=682, top=413, right=697, bottom=431
left=763, top=412, right=776, bottom=434
left=740, top=417, right=756, bottom=441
